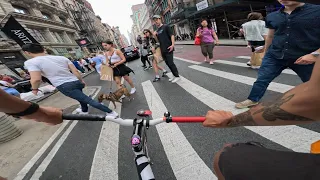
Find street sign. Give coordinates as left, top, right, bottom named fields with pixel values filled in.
left=1, top=15, right=39, bottom=47
left=196, top=0, right=209, bottom=11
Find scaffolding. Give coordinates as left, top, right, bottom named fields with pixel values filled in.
left=63, top=0, right=101, bottom=51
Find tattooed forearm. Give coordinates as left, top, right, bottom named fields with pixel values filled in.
left=253, top=94, right=314, bottom=122
left=227, top=111, right=258, bottom=127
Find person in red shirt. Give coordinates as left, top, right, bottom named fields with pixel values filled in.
left=0, top=74, right=15, bottom=83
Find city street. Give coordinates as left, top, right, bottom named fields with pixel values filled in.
left=10, top=45, right=320, bottom=180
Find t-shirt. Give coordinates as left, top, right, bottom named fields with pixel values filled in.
left=242, top=20, right=268, bottom=42
left=0, top=80, right=9, bottom=90
left=197, top=27, right=214, bottom=43
left=156, top=24, right=173, bottom=53
left=24, top=55, right=78, bottom=87
left=90, top=55, right=105, bottom=74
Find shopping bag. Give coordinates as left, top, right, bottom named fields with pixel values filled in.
left=250, top=52, right=265, bottom=66
left=100, top=65, right=113, bottom=81
left=154, top=47, right=164, bottom=64
left=194, top=36, right=201, bottom=45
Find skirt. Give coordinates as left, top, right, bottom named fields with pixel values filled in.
left=113, top=64, right=134, bottom=77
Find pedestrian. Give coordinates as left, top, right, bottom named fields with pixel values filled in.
left=196, top=18, right=220, bottom=65
left=102, top=40, right=136, bottom=94
left=90, top=52, right=105, bottom=75
left=70, top=58, right=85, bottom=73
left=0, top=80, right=20, bottom=98
left=152, top=15, right=180, bottom=83
left=143, top=29, right=168, bottom=82
left=22, top=43, right=118, bottom=118
left=236, top=1, right=320, bottom=109
left=241, top=12, right=268, bottom=69
left=137, top=35, right=152, bottom=70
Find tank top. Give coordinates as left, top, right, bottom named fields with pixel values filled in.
left=108, top=50, right=121, bottom=64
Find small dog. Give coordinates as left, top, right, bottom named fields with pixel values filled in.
left=98, top=85, right=132, bottom=109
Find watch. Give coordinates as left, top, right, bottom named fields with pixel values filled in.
left=311, top=51, right=320, bottom=57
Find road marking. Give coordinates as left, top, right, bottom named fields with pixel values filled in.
left=214, top=60, right=296, bottom=75
left=173, top=74, right=320, bottom=153
left=14, top=121, right=71, bottom=180
left=89, top=79, right=124, bottom=180
left=189, top=65, right=294, bottom=93
left=236, top=56, right=251, bottom=59
left=174, top=56, right=202, bottom=65
left=142, top=81, right=217, bottom=180
left=15, top=86, right=102, bottom=180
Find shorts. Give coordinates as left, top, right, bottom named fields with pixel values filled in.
left=218, top=142, right=320, bottom=180
left=4, top=88, right=20, bottom=97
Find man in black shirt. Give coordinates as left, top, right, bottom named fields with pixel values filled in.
left=152, top=15, right=180, bottom=83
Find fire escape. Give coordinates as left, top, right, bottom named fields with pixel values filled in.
left=63, top=0, right=101, bottom=50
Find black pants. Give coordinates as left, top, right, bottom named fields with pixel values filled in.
left=248, top=41, right=265, bottom=52
left=141, top=55, right=151, bottom=67
left=161, top=52, right=179, bottom=77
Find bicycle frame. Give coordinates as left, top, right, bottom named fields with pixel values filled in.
left=62, top=111, right=205, bottom=180
left=131, top=117, right=155, bottom=180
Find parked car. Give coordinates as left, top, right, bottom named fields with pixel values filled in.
left=121, top=46, right=140, bottom=61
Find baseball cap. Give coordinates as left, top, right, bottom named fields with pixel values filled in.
left=152, top=15, right=161, bottom=19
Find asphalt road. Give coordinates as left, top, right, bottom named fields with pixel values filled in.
left=16, top=49, right=320, bottom=180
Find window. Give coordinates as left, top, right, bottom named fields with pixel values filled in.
left=25, top=28, right=47, bottom=42
left=53, top=32, right=64, bottom=43
left=59, top=17, right=67, bottom=24
left=162, top=0, right=168, bottom=10
left=164, top=11, right=171, bottom=24
left=41, top=12, right=51, bottom=19
left=13, top=5, right=29, bottom=14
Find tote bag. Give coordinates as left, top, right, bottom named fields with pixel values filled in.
left=100, top=65, right=113, bottom=81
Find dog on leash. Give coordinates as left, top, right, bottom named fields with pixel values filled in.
left=98, top=85, right=132, bottom=109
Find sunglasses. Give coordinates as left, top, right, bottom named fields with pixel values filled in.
left=143, top=32, right=149, bottom=34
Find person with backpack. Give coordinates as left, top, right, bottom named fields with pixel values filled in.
left=196, top=18, right=220, bottom=65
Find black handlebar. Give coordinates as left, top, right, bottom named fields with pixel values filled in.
left=62, top=114, right=106, bottom=121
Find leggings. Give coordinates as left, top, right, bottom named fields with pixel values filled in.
left=200, top=42, right=215, bottom=59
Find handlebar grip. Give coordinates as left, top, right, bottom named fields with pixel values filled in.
left=170, top=117, right=205, bottom=123
left=62, top=114, right=106, bottom=121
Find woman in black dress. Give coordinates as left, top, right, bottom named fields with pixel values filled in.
left=102, top=40, right=136, bottom=94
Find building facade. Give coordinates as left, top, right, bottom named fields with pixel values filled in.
left=145, top=0, right=173, bottom=31
left=170, top=0, right=281, bottom=39
left=0, top=0, right=82, bottom=77
left=140, top=4, right=153, bottom=31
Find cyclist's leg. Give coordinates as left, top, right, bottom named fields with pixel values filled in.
left=214, top=142, right=320, bottom=180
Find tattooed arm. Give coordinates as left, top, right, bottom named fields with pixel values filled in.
left=204, top=60, right=320, bottom=128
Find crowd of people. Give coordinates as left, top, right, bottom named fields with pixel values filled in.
left=1, top=0, right=320, bottom=179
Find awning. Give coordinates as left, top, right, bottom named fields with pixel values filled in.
left=187, top=0, right=279, bottom=18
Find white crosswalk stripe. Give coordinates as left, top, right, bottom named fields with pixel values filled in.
left=236, top=56, right=251, bottom=59
left=189, top=65, right=294, bottom=93
left=171, top=73, right=319, bottom=153
left=214, top=60, right=297, bottom=75
left=142, top=81, right=217, bottom=180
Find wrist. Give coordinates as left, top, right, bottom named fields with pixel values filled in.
left=7, top=102, right=40, bottom=118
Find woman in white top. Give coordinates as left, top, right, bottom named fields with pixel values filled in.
left=241, top=12, right=268, bottom=68
left=102, top=40, right=136, bottom=94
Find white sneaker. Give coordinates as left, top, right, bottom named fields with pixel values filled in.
left=246, top=61, right=251, bottom=66
left=251, top=66, right=260, bottom=69
left=106, top=111, right=119, bottom=118
left=209, top=60, right=214, bottom=65
left=75, top=108, right=89, bottom=114
left=171, top=77, right=181, bottom=83
left=204, top=58, right=207, bottom=62
left=169, top=77, right=175, bottom=82
left=130, top=87, right=136, bottom=94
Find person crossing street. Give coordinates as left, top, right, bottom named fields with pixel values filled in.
left=152, top=15, right=180, bottom=83
left=22, top=43, right=118, bottom=118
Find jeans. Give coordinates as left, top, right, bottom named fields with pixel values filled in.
left=248, top=54, right=314, bottom=102
left=161, top=52, right=179, bottom=77
left=200, top=42, right=215, bottom=59
left=57, top=80, right=112, bottom=113
left=4, top=88, right=20, bottom=97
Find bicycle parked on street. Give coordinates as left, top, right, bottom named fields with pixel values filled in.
left=62, top=110, right=205, bottom=180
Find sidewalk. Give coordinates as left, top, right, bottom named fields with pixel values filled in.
left=175, top=39, right=248, bottom=46
left=0, top=70, right=97, bottom=179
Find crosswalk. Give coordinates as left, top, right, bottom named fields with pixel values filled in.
left=15, top=55, right=319, bottom=180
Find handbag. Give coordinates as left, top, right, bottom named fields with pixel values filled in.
left=195, top=36, right=201, bottom=45
left=100, top=64, right=113, bottom=81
